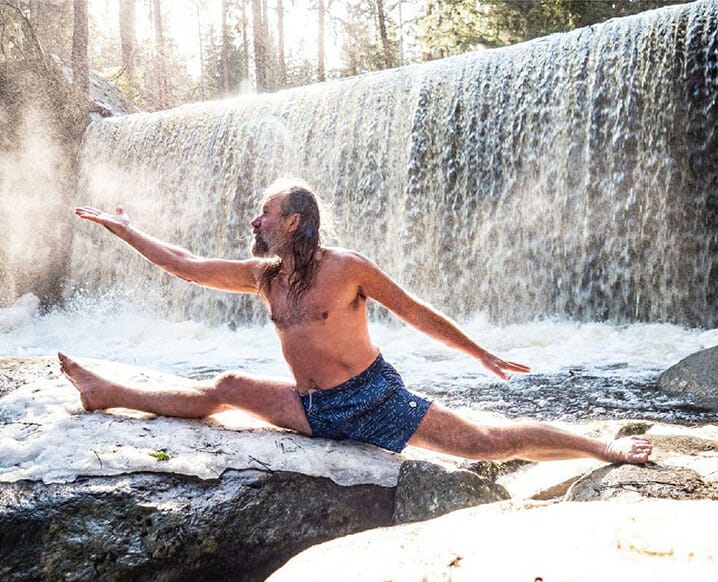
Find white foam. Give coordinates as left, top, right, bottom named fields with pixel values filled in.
left=0, top=293, right=40, bottom=333
left=1, top=298, right=715, bottom=383
left=372, top=314, right=717, bottom=386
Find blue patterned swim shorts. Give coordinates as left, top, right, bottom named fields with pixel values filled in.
left=299, top=353, right=432, bottom=453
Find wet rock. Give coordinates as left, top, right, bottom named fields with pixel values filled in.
left=460, top=458, right=530, bottom=481
left=531, top=475, right=582, bottom=500
left=658, top=345, right=718, bottom=410
left=393, top=461, right=510, bottom=524
left=615, top=420, right=653, bottom=437
left=565, top=463, right=718, bottom=502
left=0, top=470, right=394, bottom=582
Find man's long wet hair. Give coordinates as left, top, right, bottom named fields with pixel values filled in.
left=260, top=180, right=322, bottom=305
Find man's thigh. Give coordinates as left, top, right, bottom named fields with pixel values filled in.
left=214, top=372, right=311, bottom=435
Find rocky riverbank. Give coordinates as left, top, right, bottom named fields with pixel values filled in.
left=1, top=355, right=716, bottom=581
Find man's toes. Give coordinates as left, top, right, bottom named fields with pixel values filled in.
left=58, top=353, right=80, bottom=374
left=58, top=352, right=72, bottom=372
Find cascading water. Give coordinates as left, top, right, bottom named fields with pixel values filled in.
left=72, top=1, right=718, bottom=329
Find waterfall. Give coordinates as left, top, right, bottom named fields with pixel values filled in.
left=71, top=0, right=718, bottom=328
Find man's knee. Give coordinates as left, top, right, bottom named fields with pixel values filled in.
left=212, top=371, right=254, bottom=400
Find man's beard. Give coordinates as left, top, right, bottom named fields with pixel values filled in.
left=252, top=232, right=271, bottom=257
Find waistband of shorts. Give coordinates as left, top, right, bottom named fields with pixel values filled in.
left=301, top=352, right=385, bottom=396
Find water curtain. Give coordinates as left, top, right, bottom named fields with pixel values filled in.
left=73, top=1, right=718, bottom=327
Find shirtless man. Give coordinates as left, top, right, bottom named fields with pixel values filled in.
left=59, top=178, right=651, bottom=464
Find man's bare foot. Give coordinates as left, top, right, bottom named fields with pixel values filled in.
left=58, top=352, right=113, bottom=411
left=603, top=435, right=652, bottom=464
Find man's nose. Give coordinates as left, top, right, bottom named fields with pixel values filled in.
left=251, top=216, right=261, bottom=228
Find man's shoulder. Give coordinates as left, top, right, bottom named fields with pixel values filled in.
left=321, top=247, right=373, bottom=269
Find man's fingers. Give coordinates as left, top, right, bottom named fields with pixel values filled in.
left=503, top=360, right=531, bottom=373
left=495, top=369, right=510, bottom=381
left=75, top=206, right=127, bottom=225
left=487, top=358, right=531, bottom=380
left=483, top=354, right=530, bottom=381
left=75, top=206, right=102, bottom=218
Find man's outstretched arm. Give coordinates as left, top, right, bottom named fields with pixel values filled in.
left=351, top=252, right=530, bottom=380
left=75, top=205, right=262, bottom=293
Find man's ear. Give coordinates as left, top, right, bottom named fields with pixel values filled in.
left=286, top=213, right=301, bottom=233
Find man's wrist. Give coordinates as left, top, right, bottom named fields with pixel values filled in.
left=116, top=223, right=135, bottom=241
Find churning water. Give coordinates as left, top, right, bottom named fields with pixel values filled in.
left=2, top=290, right=716, bottom=424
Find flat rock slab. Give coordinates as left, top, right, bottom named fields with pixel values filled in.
left=269, top=499, right=718, bottom=582
left=0, top=357, right=405, bottom=487
left=566, top=462, right=718, bottom=501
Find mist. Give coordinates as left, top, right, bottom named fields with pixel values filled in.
left=0, top=104, right=72, bottom=309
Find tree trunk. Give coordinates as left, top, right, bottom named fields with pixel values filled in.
left=276, top=0, right=286, bottom=88
left=375, top=0, right=392, bottom=68
left=241, top=0, right=250, bottom=88
left=252, top=0, right=267, bottom=91
left=221, top=0, right=231, bottom=93
left=317, top=0, right=325, bottom=82
left=152, top=0, right=168, bottom=108
left=71, top=0, right=89, bottom=96
left=28, top=0, right=40, bottom=29
left=119, top=0, right=136, bottom=77
left=422, top=0, right=435, bottom=62
left=196, top=3, right=205, bottom=99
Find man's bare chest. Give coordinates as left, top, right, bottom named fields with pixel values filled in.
left=266, top=282, right=364, bottom=329
left=269, top=295, right=328, bottom=328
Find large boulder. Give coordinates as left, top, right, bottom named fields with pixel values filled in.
left=658, top=345, right=718, bottom=410
left=0, top=357, right=511, bottom=581
left=53, top=56, right=139, bottom=118
left=1, top=470, right=393, bottom=582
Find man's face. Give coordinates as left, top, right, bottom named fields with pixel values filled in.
left=250, top=193, right=291, bottom=257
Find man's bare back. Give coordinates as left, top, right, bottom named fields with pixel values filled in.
left=62, top=178, right=651, bottom=465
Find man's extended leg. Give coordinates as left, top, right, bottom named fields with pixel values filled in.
left=58, top=353, right=312, bottom=435
left=408, top=401, right=651, bottom=464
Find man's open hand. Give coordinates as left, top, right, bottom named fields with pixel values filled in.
left=75, top=206, right=130, bottom=237
left=480, top=351, right=531, bottom=381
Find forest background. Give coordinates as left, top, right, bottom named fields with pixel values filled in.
left=0, top=0, right=692, bottom=112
